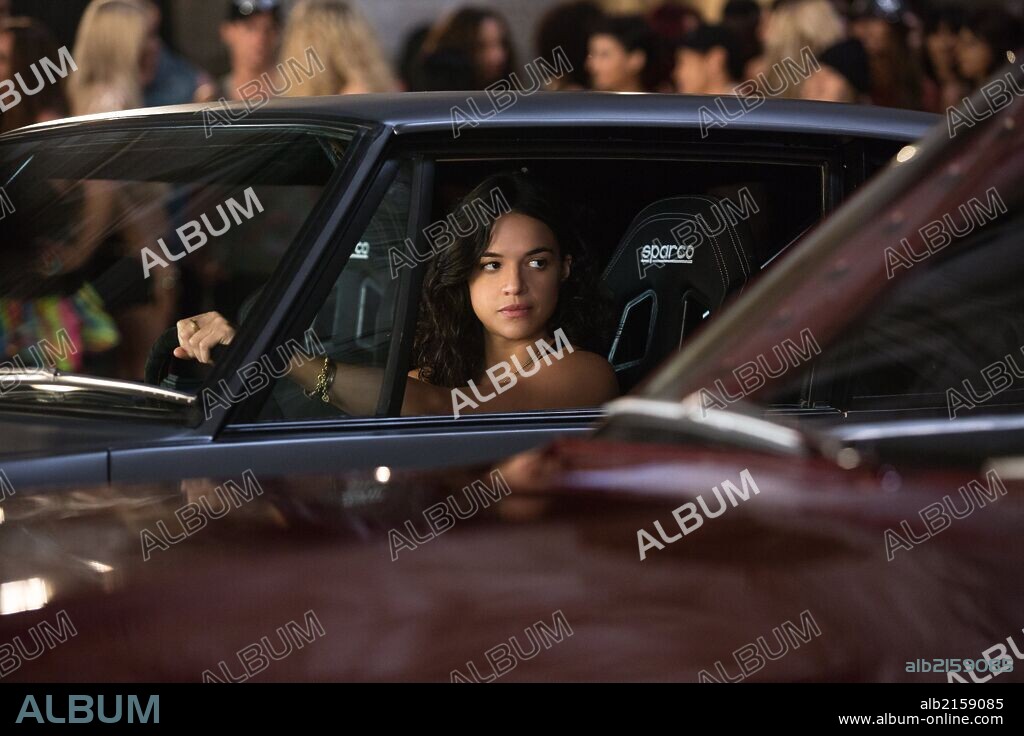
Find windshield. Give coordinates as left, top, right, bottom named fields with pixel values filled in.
left=639, top=67, right=1024, bottom=431
left=0, top=124, right=351, bottom=415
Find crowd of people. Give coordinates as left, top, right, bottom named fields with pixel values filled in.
left=1, top=0, right=1022, bottom=135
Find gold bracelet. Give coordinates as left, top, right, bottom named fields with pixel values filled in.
left=306, top=357, right=336, bottom=402
left=321, top=359, right=337, bottom=403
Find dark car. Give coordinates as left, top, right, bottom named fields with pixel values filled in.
left=0, top=93, right=932, bottom=488
left=0, top=74, right=1020, bottom=684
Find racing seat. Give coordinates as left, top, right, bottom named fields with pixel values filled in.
left=601, top=195, right=758, bottom=392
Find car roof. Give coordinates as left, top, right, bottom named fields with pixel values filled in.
left=5, top=92, right=937, bottom=142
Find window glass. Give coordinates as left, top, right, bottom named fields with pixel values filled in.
left=252, top=164, right=412, bottom=421
left=759, top=202, right=1024, bottom=423
left=0, top=126, right=348, bottom=414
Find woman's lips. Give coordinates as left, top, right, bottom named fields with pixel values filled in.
left=499, top=305, right=532, bottom=319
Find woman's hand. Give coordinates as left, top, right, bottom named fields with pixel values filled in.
left=174, top=312, right=236, bottom=364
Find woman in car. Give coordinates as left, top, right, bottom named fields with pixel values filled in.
left=173, top=173, right=619, bottom=417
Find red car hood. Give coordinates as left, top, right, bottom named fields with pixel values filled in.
left=0, top=438, right=1021, bottom=682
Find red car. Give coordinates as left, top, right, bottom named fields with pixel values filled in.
left=1, top=71, right=1023, bottom=685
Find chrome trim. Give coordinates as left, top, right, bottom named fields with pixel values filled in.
left=826, top=414, right=1024, bottom=442
left=0, top=368, right=195, bottom=405
left=604, top=396, right=806, bottom=455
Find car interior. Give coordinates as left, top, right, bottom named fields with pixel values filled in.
left=249, top=155, right=828, bottom=422
left=420, top=158, right=821, bottom=393
left=2, top=127, right=866, bottom=425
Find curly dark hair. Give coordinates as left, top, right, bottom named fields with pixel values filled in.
left=412, top=172, right=612, bottom=388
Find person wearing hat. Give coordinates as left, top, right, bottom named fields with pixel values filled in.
left=217, top=0, right=283, bottom=102
left=673, top=25, right=744, bottom=95
left=848, top=0, right=924, bottom=109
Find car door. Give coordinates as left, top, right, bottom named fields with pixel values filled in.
left=112, top=125, right=921, bottom=484
left=0, top=114, right=385, bottom=488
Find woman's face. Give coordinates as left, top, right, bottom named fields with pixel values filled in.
left=476, top=17, right=508, bottom=85
left=926, top=22, right=959, bottom=72
left=468, top=213, right=570, bottom=343
left=587, top=34, right=644, bottom=91
left=956, top=28, right=993, bottom=82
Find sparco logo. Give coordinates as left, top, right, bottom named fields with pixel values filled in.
left=639, top=242, right=695, bottom=265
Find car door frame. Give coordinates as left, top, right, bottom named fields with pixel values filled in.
left=165, top=127, right=883, bottom=481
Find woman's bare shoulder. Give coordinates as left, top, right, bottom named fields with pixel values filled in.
left=543, top=349, right=619, bottom=401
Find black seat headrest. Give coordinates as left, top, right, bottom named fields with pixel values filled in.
left=601, top=195, right=756, bottom=391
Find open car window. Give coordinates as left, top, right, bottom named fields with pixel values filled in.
left=0, top=125, right=351, bottom=417
left=248, top=163, right=413, bottom=422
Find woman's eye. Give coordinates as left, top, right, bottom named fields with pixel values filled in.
left=528, top=258, right=547, bottom=269
left=481, top=261, right=500, bottom=271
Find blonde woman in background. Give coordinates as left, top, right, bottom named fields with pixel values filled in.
left=752, top=0, right=847, bottom=99
left=67, top=0, right=160, bottom=115
left=279, top=0, right=397, bottom=95
left=64, top=0, right=174, bottom=380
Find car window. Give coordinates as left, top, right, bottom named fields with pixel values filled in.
left=760, top=198, right=1024, bottom=423
left=426, top=156, right=825, bottom=402
left=0, top=125, right=350, bottom=415
left=251, top=164, right=412, bottom=422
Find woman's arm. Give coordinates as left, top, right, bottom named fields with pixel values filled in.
left=175, top=312, right=452, bottom=416
left=289, top=359, right=450, bottom=416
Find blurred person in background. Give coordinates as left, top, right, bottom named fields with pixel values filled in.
left=419, top=6, right=517, bottom=90
left=800, top=36, right=871, bottom=102
left=849, top=0, right=923, bottom=109
left=280, top=0, right=397, bottom=94
left=586, top=14, right=656, bottom=92
left=956, top=5, right=1024, bottom=92
left=534, top=0, right=604, bottom=90
left=919, top=2, right=967, bottom=114
left=408, top=44, right=477, bottom=91
left=397, top=23, right=432, bottom=90
left=68, top=0, right=160, bottom=114
left=143, top=1, right=216, bottom=106
left=67, top=0, right=175, bottom=380
left=405, top=18, right=477, bottom=91
left=721, top=0, right=762, bottom=81
left=0, top=16, right=68, bottom=134
left=216, top=0, right=282, bottom=102
left=746, top=0, right=800, bottom=79
left=673, top=25, right=743, bottom=95
left=756, top=0, right=847, bottom=99
left=646, top=2, right=703, bottom=92
left=0, top=17, right=119, bottom=376
left=647, top=1, right=702, bottom=40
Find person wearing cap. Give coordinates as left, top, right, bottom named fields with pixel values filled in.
left=848, top=0, right=923, bottom=109
left=218, top=0, right=283, bottom=102
left=673, top=25, right=744, bottom=95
